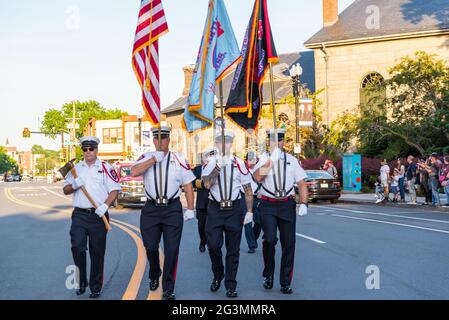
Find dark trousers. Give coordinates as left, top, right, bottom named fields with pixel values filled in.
left=197, top=209, right=208, bottom=246
left=140, top=199, right=183, bottom=292
left=206, top=199, right=244, bottom=290
left=422, top=184, right=433, bottom=204
left=70, top=209, right=108, bottom=293
left=398, top=177, right=405, bottom=201
left=260, top=199, right=296, bottom=287
left=244, top=197, right=262, bottom=249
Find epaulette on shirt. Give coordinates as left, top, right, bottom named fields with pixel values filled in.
left=102, top=161, right=120, bottom=183
left=172, top=152, right=192, bottom=170
left=234, top=157, right=249, bottom=175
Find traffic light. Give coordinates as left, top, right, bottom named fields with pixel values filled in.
left=22, top=128, right=31, bottom=138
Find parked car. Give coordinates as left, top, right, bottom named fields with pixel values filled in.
left=21, top=174, right=33, bottom=182
left=5, top=175, right=14, bottom=182
left=13, top=175, right=22, bottom=182
left=114, top=162, right=146, bottom=208
left=304, top=170, right=341, bottom=203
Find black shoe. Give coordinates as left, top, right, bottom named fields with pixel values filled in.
left=199, top=244, right=206, bottom=252
left=263, top=276, right=273, bottom=290
left=149, top=271, right=162, bottom=291
left=89, top=292, right=101, bottom=299
left=248, top=248, right=255, bottom=254
left=76, top=286, right=86, bottom=296
left=162, top=290, right=176, bottom=300
left=226, top=289, right=238, bottom=298
left=210, top=276, right=223, bottom=292
left=280, top=286, right=293, bottom=294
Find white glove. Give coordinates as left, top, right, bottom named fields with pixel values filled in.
left=183, top=209, right=196, bottom=221
left=296, top=204, right=308, bottom=216
left=72, top=177, right=85, bottom=190
left=243, top=212, right=253, bottom=225
left=270, top=148, right=281, bottom=162
left=152, top=151, right=165, bottom=163
left=95, top=203, right=109, bottom=218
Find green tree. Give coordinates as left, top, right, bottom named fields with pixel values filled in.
left=330, top=51, right=449, bottom=158
left=0, top=146, right=18, bottom=174
left=31, top=145, right=60, bottom=175
left=41, top=100, right=128, bottom=139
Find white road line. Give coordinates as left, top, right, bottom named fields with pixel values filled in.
left=331, top=214, right=449, bottom=235
left=296, top=233, right=326, bottom=244
left=324, top=206, right=449, bottom=225
left=42, top=186, right=71, bottom=201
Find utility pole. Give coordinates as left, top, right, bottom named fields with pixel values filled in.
left=66, top=102, right=80, bottom=160
left=71, top=102, right=76, bottom=160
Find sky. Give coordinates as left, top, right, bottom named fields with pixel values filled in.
left=0, top=0, right=354, bottom=151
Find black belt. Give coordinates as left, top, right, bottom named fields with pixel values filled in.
left=209, top=197, right=241, bottom=206
left=75, top=207, right=96, bottom=214
left=146, top=197, right=180, bottom=206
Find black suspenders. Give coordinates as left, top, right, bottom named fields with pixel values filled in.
left=262, top=152, right=292, bottom=197
left=145, top=152, right=178, bottom=202
left=216, top=158, right=235, bottom=201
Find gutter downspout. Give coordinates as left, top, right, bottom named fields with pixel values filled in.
left=320, top=43, right=330, bottom=127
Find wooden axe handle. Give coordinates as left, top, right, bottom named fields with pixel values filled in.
left=71, top=168, right=112, bottom=232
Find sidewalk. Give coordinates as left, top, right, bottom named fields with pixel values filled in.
left=339, top=191, right=449, bottom=212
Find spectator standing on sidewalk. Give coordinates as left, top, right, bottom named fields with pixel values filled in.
left=323, top=160, right=338, bottom=179
left=380, top=160, right=390, bottom=202
left=427, top=153, right=441, bottom=206
left=391, top=169, right=400, bottom=202
left=417, top=158, right=432, bottom=205
left=441, top=156, right=449, bottom=206
left=396, top=158, right=406, bottom=202
left=405, top=156, right=418, bottom=205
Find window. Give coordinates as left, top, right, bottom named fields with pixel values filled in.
left=103, top=128, right=123, bottom=144
left=360, top=72, right=386, bottom=116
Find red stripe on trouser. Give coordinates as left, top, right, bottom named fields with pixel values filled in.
left=289, top=252, right=295, bottom=283
left=172, top=256, right=179, bottom=283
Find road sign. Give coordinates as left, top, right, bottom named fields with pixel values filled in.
left=64, top=140, right=76, bottom=147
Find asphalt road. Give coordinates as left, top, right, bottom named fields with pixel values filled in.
left=1, top=181, right=449, bottom=300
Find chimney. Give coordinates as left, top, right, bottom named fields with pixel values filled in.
left=182, top=65, right=195, bottom=96
left=323, top=0, right=338, bottom=27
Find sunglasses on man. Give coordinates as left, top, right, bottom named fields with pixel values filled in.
left=82, top=147, right=97, bottom=152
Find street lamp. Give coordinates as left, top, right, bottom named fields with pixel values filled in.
left=289, top=63, right=303, bottom=159
left=137, top=111, right=143, bottom=148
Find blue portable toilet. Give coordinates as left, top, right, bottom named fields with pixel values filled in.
left=342, top=154, right=362, bottom=192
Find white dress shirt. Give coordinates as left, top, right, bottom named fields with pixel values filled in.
left=202, top=156, right=252, bottom=201
left=133, top=151, right=195, bottom=200
left=254, top=151, right=307, bottom=198
left=63, top=159, right=121, bottom=208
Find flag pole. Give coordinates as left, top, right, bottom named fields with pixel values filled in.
left=158, top=123, right=163, bottom=198
left=219, top=80, right=228, bottom=200
left=269, top=62, right=282, bottom=191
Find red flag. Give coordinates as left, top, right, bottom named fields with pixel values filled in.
left=225, top=0, right=278, bottom=132
left=132, top=0, right=169, bottom=126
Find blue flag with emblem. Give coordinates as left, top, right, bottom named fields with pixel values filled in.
left=182, top=0, right=240, bottom=133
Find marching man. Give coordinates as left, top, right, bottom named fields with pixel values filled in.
left=202, top=131, right=254, bottom=298
left=63, top=136, right=121, bottom=298
left=253, top=128, right=309, bottom=294
left=131, top=124, right=195, bottom=300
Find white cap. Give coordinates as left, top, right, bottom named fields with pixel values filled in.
left=151, top=122, right=171, bottom=137
left=202, top=147, right=218, bottom=159
left=266, top=128, right=286, bottom=140
left=79, top=136, right=100, bottom=147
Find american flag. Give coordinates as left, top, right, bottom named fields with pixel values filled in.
left=132, top=0, right=169, bottom=126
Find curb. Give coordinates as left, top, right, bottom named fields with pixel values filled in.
left=338, top=198, right=449, bottom=214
